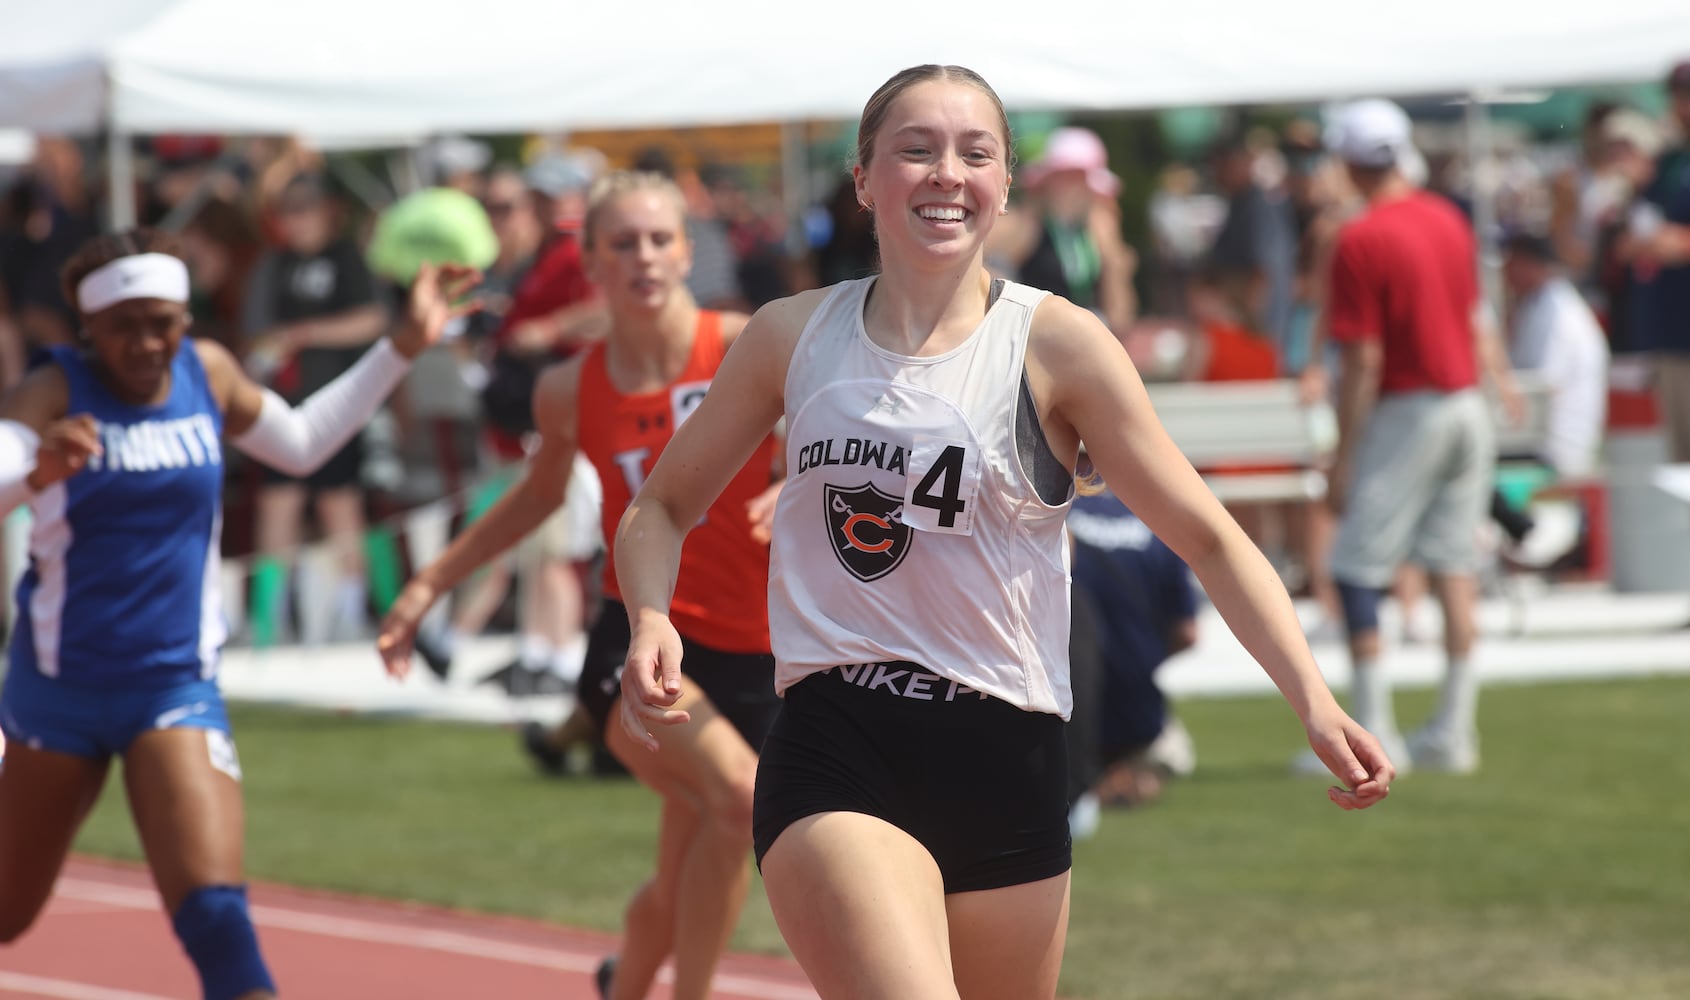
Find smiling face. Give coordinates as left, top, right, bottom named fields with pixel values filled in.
left=853, top=75, right=1012, bottom=270
left=83, top=297, right=191, bottom=404
left=584, top=186, right=693, bottom=317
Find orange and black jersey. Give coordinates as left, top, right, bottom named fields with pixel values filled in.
left=576, top=311, right=777, bottom=653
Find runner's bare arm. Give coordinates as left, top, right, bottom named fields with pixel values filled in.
left=1029, top=297, right=1393, bottom=808
left=377, top=359, right=582, bottom=678
left=612, top=290, right=819, bottom=747
left=615, top=291, right=817, bottom=607
left=720, top=309, right=786, bottom=537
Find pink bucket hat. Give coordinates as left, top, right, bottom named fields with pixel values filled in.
left=1022, top=127, right=1121, bottom=198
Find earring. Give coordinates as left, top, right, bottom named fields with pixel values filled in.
left=859, top=199, right=873, bottom=212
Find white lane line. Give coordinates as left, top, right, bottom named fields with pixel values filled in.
left=55, top=878, right=817, bottom=1000
left=49, top=881, right=158, bottom=911
left=0, top=971, right=178, bottom=1000
left=41, top=899, right=130, bottom=918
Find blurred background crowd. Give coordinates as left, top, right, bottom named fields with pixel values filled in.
left=1, top=63, right=1686, bottom=667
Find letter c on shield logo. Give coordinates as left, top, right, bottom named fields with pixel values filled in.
left=825, top=483, right=912, bottom=581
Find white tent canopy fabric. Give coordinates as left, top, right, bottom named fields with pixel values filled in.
left=3, top=0, right=1690, bottom=138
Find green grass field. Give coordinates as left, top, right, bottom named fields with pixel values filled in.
left=75, top=676, right=1690, bottom=1000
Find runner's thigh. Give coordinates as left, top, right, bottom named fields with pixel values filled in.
left=0, top=744, right=109, bottom=938
left=947, top=872, right=1070, bottom=1000
left=123, top=726, right=247, bottom=912
left=605, top=676, right=758, bottom=821
left=761, top=811, right=961, bottom=1000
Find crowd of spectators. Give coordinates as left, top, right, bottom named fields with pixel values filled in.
left=0, top=65, right=1683, bottom=658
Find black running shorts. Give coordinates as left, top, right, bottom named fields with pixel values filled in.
left=576, top=600, right=779, bottom=752
left=752, top=662, right=1072, bottom=894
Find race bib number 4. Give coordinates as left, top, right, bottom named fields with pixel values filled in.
left=903, top=436, right=980, bottom=536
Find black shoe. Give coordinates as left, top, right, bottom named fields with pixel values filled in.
left=507, top=664, right=545, bottom=698
left=477, top=661, right=550, bottom=697
left=530, top=669, right=575, bottom=697
left=412, top=630, right=454, bottom=682
left=595, top=955, right=617, bottom=999
left=475, top=660, right=520, bottom=693
left=520, top=721, right=567, bottom=776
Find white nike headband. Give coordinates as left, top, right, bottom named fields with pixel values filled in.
left=76, top=253, right=191, bottom=315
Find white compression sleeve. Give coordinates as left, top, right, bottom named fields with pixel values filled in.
left=231, top=339, right=410, bottom=477
left=0, top=419, right=42, bottom=513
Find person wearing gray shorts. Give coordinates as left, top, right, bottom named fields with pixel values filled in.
left=1331, top=391, right=1495, bottom=592
left=1315, top=99, right=1520, bottom=776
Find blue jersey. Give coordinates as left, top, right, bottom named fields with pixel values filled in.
left=1069, top=490, right=1195, bottom=666
left=1631, top=147, right=1690, bottom=355
left=1068, top=490, right=1198, bottom=753
left=11, top=344, right=226, bottom=687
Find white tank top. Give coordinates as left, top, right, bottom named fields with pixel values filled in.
left=771, top=276, right=1075, bottom=718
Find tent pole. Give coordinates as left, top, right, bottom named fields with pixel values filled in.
left=158, top=164, right=223, bottom=233
left=388, top=147, right=422, bottom=199
left=1464, top=92, right=1500, bottom=315
left=106, top=127, right=136, bottom=230
left=779, top=120, right=807, bottom=257
left=328, top=154, right=396, bottom=214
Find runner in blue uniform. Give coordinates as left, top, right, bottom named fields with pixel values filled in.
left=0, top=228, right=476, bottom=1000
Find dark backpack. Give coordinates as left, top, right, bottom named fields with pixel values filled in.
left=479, top=348, right=547, bottom=438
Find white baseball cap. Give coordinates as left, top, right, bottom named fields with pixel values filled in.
left=422, top=135, right=492, bottom=183
left=1602, top=108, right=1664, bottom=159
left=1324, top=99, right=1413, bottom=169
left=523, top=153, right=597, bottom=198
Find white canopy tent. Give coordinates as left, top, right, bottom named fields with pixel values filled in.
left=5, top=0, right=1690, bottom=137
left=4, top=0, right=1689, bottom=227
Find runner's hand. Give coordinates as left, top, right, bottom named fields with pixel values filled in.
left=27, top=414, right=101, bottom=491
left=377, top=579, right=439, bottom=679
left=746, top=481, right=783, bottom=544
left=619, top=611, right=688, bottom=751
left=391, top=263, right=483, bottom=359
left=1303, top=705, right=1395, bottom=810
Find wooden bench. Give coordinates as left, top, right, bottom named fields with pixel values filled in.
left=1142, top=375, right=1557, bottom=507
left=1142, top=375, right=1592, bottom=625
left=1143, top=379, right=1335, bottom=505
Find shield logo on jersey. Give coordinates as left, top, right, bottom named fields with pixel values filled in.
left=825, top=483, right=912, bottom=582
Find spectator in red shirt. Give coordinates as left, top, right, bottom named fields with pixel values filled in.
left=479, top=153, right=608, bottom=458
left=1180, top=267, right=1293, bottom=573
left=500, top=156, right=604, bottom=339
left=1311, top=99, right=1519, bottom=777
left=1184, top=267, right=1281, bottom=383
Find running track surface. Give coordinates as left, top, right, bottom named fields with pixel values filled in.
left=0, top=857, right=818, bottom=999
